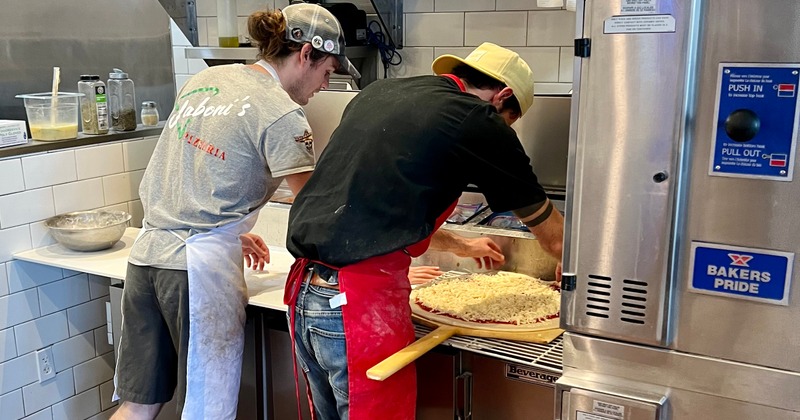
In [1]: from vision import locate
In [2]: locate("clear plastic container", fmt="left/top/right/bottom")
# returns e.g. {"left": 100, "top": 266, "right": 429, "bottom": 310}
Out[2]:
{"left": 108, "top": 68, "right": 137, "bottom": 131}
{"left": 217, "top": 0, "right": 238, "bottom": 47}
{"left": 141, "top": 101, "right": 159, "bottom": 126}
{"left": 15, "top": 92, "right": 84, "bottom": 141}
{"left": 78, "top": 75, "right": 109, "bottom": 135}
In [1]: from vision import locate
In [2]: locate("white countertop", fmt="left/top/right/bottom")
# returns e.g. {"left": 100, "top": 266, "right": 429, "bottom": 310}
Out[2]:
{"left": 14, "top": 227, "right": 292, "bottom": 311}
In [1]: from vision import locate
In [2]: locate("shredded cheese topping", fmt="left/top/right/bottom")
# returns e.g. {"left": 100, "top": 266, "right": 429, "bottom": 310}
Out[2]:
{"left": 411, "top": 272, "right": 560, "bottom": 325}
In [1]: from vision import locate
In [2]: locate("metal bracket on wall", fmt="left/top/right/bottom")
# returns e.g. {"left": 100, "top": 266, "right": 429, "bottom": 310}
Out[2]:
{"left": 370, "top": 0, "right": 404, "bottom": 48}
{"left": 158, "top": 0, "right": 199, "bottom": 46}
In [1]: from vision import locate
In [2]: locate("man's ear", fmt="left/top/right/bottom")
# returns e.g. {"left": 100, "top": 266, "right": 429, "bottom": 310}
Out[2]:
{"left": 298, "top": 43, "right": 315, "bottom": 66}
{"left": 496, "top": 87, "right": 514, "bottom": 102}
{"left": 492, "top": 86, "right": 514, "bottom": 110}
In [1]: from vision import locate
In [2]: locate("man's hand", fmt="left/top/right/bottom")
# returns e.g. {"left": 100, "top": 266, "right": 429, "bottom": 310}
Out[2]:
{"left": 430, "top": 230, "right": 506, "bottom": 270}
{"left": 408, "top": 266, "right": 444, "bottom": 285}
{"left": 240, "top": 233, "right": 270, "bottom": 271}
{"left": 453, "top": 237, "right": 506, "bottom": 270}
{"left": 555, "top": 261, "right": 562, "bottom": 284}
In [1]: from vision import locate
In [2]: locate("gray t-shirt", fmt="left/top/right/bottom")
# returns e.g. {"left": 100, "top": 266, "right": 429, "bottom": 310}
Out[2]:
{"left": 129, "top": 64, "right": 315, "bottom": 269}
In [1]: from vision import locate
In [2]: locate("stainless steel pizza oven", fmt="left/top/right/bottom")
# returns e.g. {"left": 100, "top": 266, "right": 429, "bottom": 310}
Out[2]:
{"left": 558, "top": 0, "right": 800, "bottom": 419}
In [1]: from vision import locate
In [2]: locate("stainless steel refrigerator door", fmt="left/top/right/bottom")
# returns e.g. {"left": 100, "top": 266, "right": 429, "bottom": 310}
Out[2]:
{"left": 672, "top": 0, "right": 800, "bottom": 372}
{"left": 561, "top": 0, "right": 701, "bottom": 345}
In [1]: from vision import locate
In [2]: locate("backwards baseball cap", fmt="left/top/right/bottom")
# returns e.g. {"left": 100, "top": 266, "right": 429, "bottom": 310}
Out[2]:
{"left": 282, "top": 3, "right": 361, "bottom": 80}
{"left": 431, "top": 42, "right": 534, "bottom": 117}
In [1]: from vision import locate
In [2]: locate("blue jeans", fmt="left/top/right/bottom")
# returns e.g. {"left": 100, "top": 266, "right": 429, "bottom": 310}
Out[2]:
{"left": 289, "top": 282, "right": 349, "bottom": 420}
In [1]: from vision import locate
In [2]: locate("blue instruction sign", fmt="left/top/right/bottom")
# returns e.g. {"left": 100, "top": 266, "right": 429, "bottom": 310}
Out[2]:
{"left": 689, "top": 242, "right": 794, "bottom": 305}
{"left": 709, "top": 63, "right": 800, "bottom": 181}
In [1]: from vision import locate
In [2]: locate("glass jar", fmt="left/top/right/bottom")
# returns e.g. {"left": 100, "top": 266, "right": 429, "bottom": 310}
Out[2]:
{"left": 77, "top": 75, "right": 109, "bottom": 135}
{"left": 141, "top": 101, "right": 159, "bottom": 126}
{"left": 217, "top": 0, "right": 238, "bottom": 47}
{"left": 108, "top": 68, "right": 137, "bottom": 131}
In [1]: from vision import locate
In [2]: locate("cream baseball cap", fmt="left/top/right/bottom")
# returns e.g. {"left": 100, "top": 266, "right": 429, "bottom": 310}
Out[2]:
{"left": 431, "top": 42, "right": 534, "bottom": 116}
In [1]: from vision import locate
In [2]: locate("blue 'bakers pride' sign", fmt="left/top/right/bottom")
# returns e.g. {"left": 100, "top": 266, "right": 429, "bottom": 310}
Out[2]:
{"left": 689, "top": 242, "right": 794, "bottom": 305}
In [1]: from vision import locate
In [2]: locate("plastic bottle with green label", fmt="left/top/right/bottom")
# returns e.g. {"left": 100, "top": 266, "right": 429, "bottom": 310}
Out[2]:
{"left": 78, "top": 75, "right": 109, "bottom": 135}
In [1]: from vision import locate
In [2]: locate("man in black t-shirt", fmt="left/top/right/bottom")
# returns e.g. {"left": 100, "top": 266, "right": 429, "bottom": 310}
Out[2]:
{"left": 283, "top": 43, "right": 564, "bottom": 420}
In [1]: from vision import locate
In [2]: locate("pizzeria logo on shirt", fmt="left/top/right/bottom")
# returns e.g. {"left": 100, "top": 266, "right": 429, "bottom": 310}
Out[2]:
{"left": 294, "top": 130, "right": 313, "bottom": 152}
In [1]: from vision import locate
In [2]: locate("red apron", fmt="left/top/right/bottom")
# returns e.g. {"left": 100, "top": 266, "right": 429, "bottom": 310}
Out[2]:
{"left": 283, "top": 201, "right": 456, "bottom": 420}
{"left": 283, "top": 252, "right": 414, "bottom": 420}
{"left": 282, "top": 74, "right": 465, "bottom": 419}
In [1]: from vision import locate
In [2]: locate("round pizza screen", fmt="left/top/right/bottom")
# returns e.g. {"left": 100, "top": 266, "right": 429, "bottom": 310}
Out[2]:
{"left": 411, "top": 272, "right": 560, "bottom": 325}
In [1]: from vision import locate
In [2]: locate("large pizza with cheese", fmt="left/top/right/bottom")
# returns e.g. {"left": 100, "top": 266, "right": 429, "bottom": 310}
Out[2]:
{"left": 410, "top": 271, "right": 561, "bottom": 332}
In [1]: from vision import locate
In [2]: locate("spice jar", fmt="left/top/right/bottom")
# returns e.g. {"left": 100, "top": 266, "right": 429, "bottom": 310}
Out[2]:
{"left": 108, "top": 68, "right": 137, "bottom": 131}
{"left": 77, "top": 75, "right": 109, "bottom": 135}
{"left": 141, "top": 101, "right": 159, "bottom": 126}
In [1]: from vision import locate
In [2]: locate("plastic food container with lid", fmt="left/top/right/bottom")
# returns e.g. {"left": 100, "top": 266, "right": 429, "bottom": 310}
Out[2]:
{"left": 15, "top": 92, "right": 84, "bottom": 141}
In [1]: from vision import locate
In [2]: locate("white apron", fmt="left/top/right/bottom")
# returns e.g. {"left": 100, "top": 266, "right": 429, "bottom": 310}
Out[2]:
{"left": 115, "top": 209, "right": 260, "bottom": 419}
{"left": 180, "top": 210, "right": 260, "bottom": 419}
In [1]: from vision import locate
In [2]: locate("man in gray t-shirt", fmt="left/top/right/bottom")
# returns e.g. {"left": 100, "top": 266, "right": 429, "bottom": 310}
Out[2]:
{"left": 113, "top": 4, "right": 360, "bottom": 419}
{"left": 128, "top": 63, "right": 316, "bottom": 269}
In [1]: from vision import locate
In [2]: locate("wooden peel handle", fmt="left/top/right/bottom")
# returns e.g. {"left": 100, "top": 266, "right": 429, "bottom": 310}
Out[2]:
{"left": 366, "top": 326, "right": 457, "bottom": 381}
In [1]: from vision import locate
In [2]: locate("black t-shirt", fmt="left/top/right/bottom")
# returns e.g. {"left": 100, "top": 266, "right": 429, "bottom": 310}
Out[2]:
{"left": 287, "top": 75, "right": 547, "bottom": 266}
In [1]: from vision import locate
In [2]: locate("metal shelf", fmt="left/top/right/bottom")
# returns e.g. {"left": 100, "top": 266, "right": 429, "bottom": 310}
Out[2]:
{"left": 413, "top": 271, "right": 564, "bottom": 375}
{"left": 414, "top": 324, "right": 564, "bottom": 374}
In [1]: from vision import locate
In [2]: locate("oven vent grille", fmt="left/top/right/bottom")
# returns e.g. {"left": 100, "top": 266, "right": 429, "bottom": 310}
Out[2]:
{"left": 585, "top": 274, "right": 611, "bottom": 319}
{"left": 620, "top": 278, "right": 648, "bottom": 324}
{"left": 585, "top": 275, "right": 649, "bottom": 324}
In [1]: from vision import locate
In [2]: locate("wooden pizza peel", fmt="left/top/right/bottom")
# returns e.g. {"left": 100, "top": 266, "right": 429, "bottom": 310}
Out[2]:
{"left": 366, "top": 297, "right": 563, "bottom": 381}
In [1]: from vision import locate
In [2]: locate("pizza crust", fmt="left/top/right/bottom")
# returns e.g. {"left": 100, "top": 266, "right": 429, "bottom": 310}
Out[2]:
{"left": 410, "top": 271, "right": 560, "bottom": 332}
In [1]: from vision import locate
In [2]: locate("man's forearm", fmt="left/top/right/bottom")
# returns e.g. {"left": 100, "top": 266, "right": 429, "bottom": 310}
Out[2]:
{"left": 429, "top": 229, "right": 464, "bottom": 254}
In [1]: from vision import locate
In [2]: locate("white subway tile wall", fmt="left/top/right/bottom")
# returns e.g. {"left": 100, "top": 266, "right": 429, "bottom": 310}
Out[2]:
{"left": 23, "top": 408, "right": 53, "bottom": 420}
{"left": 171, "top": 0, "right": 574, "bottom": 93}
{"left": 52, "top": 178, "right": 105, "bottom": 215}
{"left": 51, "top": 387, "right": 101, "bottom": 420}
{"left": 0, "top": 188, "right": 56, "bottom": 229}
{"left": 51, "top": 332, "right": 96, "bottom": 372}
{"left": 0, "top": 327, "right": 17, "bottom": 363}
{"left": 0, "top": 159, "right": 25, "bottom": 196}
{"left": 435, "top": 0, "right": 495, "bottom": 12}
{"left": 74, "top": 144, "right": 124, "bottom": 181}
{"left": 0, "top": 389, "right": 25, "bottom": 419}
{"left": 0, "top": 352, "right": 39, "bottom": 395}
{"left": 73, "top": 352, "right": 115, "bottom": 394}
{"left": 92, "top": 326, "right": 114, "bottom": 357}
{"left": 14, "top": 312, "right": 70, "bottom": 355}
{"left": 98, "top": 379, "right": 117, "bottom": 411}
{"left": 22, "top": 369, "right": 75, "bottom": 416}
{"left": 405, "top": 13, "right": 465, "bottom": 46}
{"left": 20, "top": 151, "right": 77, "bottom": 191}
{"left": 0, "top": 137, "right": 155, "bottom": 419}
{"left": 0, "top": 262, "right": 9, "bottom": 296}
{"left": 121, "top": 137, "right": 158, "bottom": 172}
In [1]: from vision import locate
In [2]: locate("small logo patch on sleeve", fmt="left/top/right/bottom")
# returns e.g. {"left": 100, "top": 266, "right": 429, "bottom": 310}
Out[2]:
{"left": 294, "top": 130, "right": 314, "bottom": 152}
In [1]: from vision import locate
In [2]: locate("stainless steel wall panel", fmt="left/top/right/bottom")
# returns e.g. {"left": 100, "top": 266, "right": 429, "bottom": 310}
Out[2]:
{"left": 560, "top": 333, "right": 800, "bottom": 417}
{"left": 513, "top": 95, "right": 572, "bottom": 192}
{"left": 0, "top": 0, "right": 175, "bottom": 124}
{"left": 673, "top": 0, "right": 800, "bottom": 371}
{"left": 562, "top": 0, "right": 698, "bottom": 345}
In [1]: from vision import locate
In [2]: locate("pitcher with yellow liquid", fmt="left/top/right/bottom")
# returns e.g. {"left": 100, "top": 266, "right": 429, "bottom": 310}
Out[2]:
{"left": 16, "top": 92, "right": 83, "bottom": 141}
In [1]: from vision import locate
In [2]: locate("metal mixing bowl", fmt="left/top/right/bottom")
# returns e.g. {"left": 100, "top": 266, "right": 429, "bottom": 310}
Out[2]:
{"left": 45, "top": 210, "right": 132, "bottom": 251}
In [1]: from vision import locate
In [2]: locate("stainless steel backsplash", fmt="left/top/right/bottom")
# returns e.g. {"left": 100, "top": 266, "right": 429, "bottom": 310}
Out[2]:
{"left": 0, "top": 0, "right": 175, "bottom": 124}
